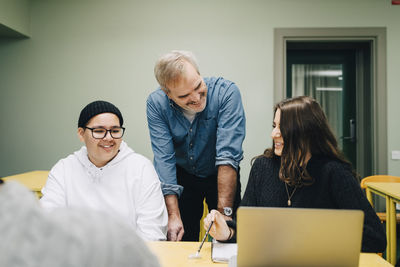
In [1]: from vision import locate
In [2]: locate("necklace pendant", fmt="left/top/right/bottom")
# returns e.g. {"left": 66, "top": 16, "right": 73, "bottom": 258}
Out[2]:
{"left": 288, "top": 199, "right": 291, "bottom": 206}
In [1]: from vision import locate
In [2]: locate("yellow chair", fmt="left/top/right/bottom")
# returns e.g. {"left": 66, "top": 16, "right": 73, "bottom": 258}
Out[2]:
{"left": 361, "top": 175, "right": 400, "bottom": 223}
{"left": 2, "top": 170, "right": 49, "bottom": 199}
{"left": 199, "top": 199, "right": 209, "bottom": 241}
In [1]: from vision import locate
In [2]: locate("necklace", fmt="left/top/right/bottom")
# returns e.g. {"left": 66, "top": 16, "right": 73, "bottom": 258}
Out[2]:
{"left": 284, "top": 183, "right": 297, "bottom": 206}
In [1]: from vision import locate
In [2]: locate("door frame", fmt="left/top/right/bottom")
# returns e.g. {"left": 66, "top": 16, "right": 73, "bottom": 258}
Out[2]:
{"left": 273, "top": 27, "right": 387, "bottom": 175}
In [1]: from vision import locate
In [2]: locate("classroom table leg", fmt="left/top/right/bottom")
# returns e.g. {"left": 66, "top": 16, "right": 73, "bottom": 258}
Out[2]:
{"left": 366, "top": 188, "right": 373, "bottom": 208}
{"left": 389, "top": 199, "right": 397, "bottom": 265}
{"left": 386, "top": 197, "right": 392, "bottom": 263}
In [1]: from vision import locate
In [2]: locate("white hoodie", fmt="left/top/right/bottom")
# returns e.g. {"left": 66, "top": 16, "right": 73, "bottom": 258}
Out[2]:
{"left": 40, "top": 141, "right": 167, "bottom": 241}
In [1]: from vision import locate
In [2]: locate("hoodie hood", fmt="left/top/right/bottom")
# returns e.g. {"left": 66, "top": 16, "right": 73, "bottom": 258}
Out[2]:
{"left": 74, "top": 141, "right": 134, "bottom": 182}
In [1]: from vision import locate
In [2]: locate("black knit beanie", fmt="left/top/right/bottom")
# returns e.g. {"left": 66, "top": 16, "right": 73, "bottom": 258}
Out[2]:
{"left": 78, "top": 100, "right": 124, "bottom": 128}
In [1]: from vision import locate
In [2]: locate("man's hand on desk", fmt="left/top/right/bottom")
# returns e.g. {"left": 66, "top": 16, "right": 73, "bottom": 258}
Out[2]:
{"left": 167, "top": 214, "right": 184, "bottom": 241}
{"left": 164, "top": 195, "right": 184, "bottom": 241}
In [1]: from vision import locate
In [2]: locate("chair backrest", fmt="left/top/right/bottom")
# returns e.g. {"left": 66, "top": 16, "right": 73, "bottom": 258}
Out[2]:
{"left": 360, "top": 175, "right": 400, "bottom": 189}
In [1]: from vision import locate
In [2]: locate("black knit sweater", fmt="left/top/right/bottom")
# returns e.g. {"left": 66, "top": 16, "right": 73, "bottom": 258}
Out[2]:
{"left": 232, "top": 155, "right": 386, "bottom": 253}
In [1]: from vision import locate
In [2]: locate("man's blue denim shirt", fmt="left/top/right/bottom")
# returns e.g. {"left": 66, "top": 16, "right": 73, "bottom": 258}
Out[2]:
{"left": 146, "top": 77, "right": 246, "bottom": 197}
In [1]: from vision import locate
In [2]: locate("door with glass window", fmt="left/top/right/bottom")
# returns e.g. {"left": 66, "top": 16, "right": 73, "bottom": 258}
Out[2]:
{"left": 286, "top": 42, "right": 372, "bottom": 177}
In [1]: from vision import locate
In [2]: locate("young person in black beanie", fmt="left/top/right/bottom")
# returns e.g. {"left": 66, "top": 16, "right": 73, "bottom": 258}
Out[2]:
{"left": 204, "top": 96, "right": 386, "bottom": 253}
{"left": 40, "top": 100, "right": 167, "bottom": 241}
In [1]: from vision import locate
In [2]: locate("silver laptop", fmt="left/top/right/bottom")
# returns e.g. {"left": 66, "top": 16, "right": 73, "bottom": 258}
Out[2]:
{"left": 231, "top": 207, "right": 364, "bottom": 267}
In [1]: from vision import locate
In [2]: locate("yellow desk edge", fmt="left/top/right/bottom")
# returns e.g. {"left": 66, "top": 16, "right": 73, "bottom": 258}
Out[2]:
{"left": 2, "top": 170, "right": 49, "bottom": 198}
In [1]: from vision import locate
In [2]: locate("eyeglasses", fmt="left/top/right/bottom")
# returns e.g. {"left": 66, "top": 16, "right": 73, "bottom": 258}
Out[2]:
{"left": 85, "top": 127, "right": 125, "bottom": 139}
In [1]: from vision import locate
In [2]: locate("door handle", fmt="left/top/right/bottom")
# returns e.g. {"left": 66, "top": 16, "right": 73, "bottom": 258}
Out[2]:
{"left": 341, "top": 119, "right": 356, "bottom": 143}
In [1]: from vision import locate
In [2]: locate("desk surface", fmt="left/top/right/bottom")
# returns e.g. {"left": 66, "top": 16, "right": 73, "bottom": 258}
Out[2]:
{"left": 2, "top": 170, "right": 49, "bottom": 192}
{"left": 366, "top": 182, "right": 400, "bottom": 201}
{"left": 147, "top": 241, "right": 392, "bottom": 267}
{"left": 148, "top": 241, "right": 220, "bottom": 267}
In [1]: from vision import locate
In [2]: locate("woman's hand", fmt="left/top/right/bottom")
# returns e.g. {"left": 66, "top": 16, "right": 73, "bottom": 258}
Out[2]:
{"left": 203, "top": 209, "right": 232, "bottom": 241}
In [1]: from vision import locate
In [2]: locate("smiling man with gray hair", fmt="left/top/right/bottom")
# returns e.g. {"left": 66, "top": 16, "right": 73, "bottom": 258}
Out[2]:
{"left": 147, "top": 50, "right": 246, "bottom": 241}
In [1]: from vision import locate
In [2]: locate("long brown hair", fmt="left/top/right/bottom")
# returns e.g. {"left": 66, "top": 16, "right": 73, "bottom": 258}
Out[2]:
{"left": 255, "top": 96, "right": 357, "bottom": 186}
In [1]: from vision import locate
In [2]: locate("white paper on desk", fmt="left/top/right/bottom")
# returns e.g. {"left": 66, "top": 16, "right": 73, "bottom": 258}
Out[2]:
{"left": 211, "top": 239, "right": 237, "bottom": 263}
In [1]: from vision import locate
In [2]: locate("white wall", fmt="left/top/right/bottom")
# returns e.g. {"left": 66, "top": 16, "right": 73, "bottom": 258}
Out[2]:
{"left": 1, "top": 0, "right": 399, "bottom": 191}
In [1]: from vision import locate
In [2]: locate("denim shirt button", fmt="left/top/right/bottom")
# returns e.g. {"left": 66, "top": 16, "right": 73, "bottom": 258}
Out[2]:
{"left": 189, "top": 128, "right": 192, "bottom": 132}
{"left": 190, "top": 156, "right": 193, "bottom": 160}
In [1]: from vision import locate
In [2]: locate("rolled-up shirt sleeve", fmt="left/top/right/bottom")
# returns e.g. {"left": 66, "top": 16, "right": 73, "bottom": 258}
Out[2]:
{"left": 146, "top": 96, "right": 184, "bottom": 197}
{"left": 215, "top": 83, "right": 246, "bottom": 170}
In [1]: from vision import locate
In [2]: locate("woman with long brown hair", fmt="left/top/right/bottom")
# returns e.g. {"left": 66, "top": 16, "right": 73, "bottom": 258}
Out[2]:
{"left": 204, "top": 96, "right": 386, "bottom": 253}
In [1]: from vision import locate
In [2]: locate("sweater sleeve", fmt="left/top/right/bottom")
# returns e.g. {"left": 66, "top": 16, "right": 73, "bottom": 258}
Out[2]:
{"left": 327, "top": 163, "right": 387, "bottom": 253}
{"left": 241, "top": 157, "right": 264, "bottom": 207}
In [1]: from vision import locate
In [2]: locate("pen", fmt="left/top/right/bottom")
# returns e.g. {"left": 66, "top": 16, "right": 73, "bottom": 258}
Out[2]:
{"left": 189, "top": 221, "right": 214, "bottom": 259}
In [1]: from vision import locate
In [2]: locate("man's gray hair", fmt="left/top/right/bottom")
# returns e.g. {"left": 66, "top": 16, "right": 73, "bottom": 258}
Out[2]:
{"left": 154, "top": 50, "right": 200, "bottom": 91}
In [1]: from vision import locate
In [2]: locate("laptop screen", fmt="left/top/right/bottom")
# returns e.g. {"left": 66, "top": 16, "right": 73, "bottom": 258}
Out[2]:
{"left": 236, "top": 207, "right": 364, "bottom": 267}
